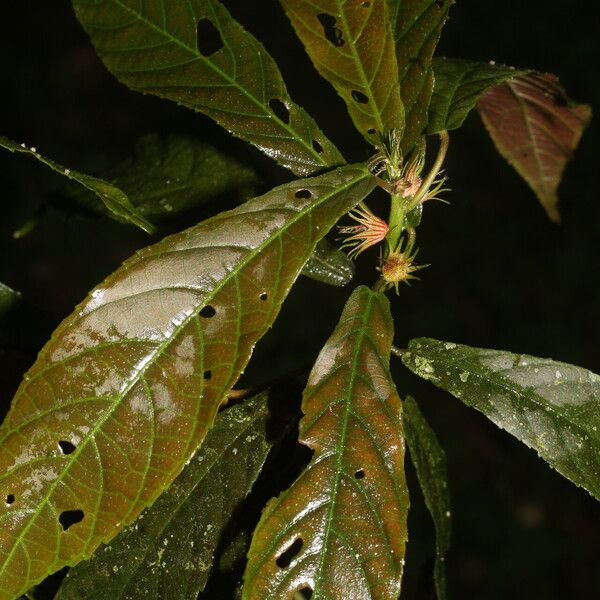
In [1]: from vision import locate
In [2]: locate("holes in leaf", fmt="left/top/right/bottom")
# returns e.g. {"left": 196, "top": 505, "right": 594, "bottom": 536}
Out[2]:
{"left": 312, "top": 139, "right": 323, "bottom": 153}
{"left": 203, "top": 370, "right": 212, "bottom": 380}
{"left": 296, "top": 586, "right": 313, "bottom": 599}
{"left": 200, "top": 305, "right": 216, "bottom": 318}
{"left": 354, "top": 468, "right": 365, "bottom": 479}
{"left": 59, "top": 509, "right": 84, "bottom": 531}
{"left": 295, "top": 189, "right": 312, "bottom": 199}
{"left": 259, "top": 292, "right": 268, "bottom": 301}
{"left": 58, "top": 440, "right": 76, "bottom": 455}
{"left": 196, "top": 19, "right": 223, "bottom": 57}
{"left": 317, "top": 13, "right": 344, "bottom": 47}
{"left": 361, "top": 1, "right": 371, "bottom": 7}
{"left": 351, "top": 90, "right": 369, "bottom": 104}
{"left": 269, "top": 99, "right": 290, "bottom": 124}
{"left": 6, "top": 494, "right": 15, "bottom": 506}
{"left": 367, "top": 128, "right": 377, "bottom": 135}
{"left": 276, "top": 537, "right": 303, "bottom": 568}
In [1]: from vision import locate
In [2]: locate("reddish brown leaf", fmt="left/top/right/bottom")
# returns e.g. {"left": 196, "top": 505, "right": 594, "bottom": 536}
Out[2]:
{"left": 478, "top": 73, "right": 591, "bottom": 222}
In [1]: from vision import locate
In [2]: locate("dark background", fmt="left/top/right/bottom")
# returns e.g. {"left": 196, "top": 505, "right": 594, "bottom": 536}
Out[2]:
{"left": 1, "top": 1, "right": 599, "bottom": 598}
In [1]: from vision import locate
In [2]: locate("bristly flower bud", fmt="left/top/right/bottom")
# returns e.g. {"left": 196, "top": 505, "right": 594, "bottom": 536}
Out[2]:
{"left": 338, "top": 204, "right": 389, "bottom": 258}
{"left": 378, "top": 232, "right": 427, "bottom": 293}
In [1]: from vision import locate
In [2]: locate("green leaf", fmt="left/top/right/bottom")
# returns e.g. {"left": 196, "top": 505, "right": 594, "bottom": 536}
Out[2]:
{"left": 427, "top": 58, "right": 530, "bottom": 133}
{"left": 281, "top": 0, "right": 404, "bottom": 144}
{"left": 388, "top": 0, "right": 453, "bottom": 153}
{"left": 72, "top": 0, "right": 343, "bottom": 177}
{"left": 402, "top": 339, "right": 600, "bottom": 500}
{"left": 0, "top": 284, "right": 20, "bottom": 319}
{"left": 0, "top": 164, "right": 374, "bottom": 598}
{"left": 478, "top": 73, "right": 591, "bottom": 223}
{"left": 403, "top": 396, "right": 450, "bottom": 600}
{"left": 0, "top": 135, "right": 155, "bottom": 234}
{"left": 66, "top": 134, "right": 259, "bottom": 222}
{"left": 300, "top": 238, "right": 355, "bottom": 287}
{"left": 243, "top": 286, "right": 408, "bottom": 600}
{"left": 55, "top": 391, "right": 279, "bottom": 600}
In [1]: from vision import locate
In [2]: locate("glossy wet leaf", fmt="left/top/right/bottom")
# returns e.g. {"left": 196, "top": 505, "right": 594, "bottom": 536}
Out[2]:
{"left": 66, "top": 134, "right": 259, "bottom": 222}
{"left": 300, "top": 238, "right": 355, "bottom": 287}
{"left": 388, "top": 0, "right": 453, "bottom": 153}
{"left": 478, "top": 73, "right": 591, "bottom": 222}
{"left": 281, "top": 0, "right": 404, "bottom": 144}
{"left": 0, "top": 164, "right": 374, "bottom": 598}
{"left": 55, "top": 391, "right": 279, "bottom": 600}
{"left": 404, "top": 396, "right": 450, "bottom": 600}
{"left": 427, "top": 58, "right": 530, "bottom": 133}
{"left": 0, "top": 135, "right": 154, "bottom": 234}
{"left": 72, "top": 0, "right": 343, "bottom": 176}
{"left": 403, "top": 339, "right": 600, "bottom": 500}
{"left": 244, "top": 286, "right": 408, "bottom": 600}
{"left": 0, "top": 284, "right": 20, "bottom": 320}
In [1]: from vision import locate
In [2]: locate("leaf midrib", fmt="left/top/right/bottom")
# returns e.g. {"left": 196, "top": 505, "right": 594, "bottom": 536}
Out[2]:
{"left": 108, "top": 0, "right": 328, "bottom": 168}
{"left": 0, "top": 167, "right": 370, "bottom": 592}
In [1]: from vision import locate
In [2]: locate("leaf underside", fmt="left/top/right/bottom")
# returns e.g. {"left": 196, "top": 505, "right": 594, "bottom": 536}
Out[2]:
{"left": 281, "top": 0, "right": 404, "bottom": 144}
{"left": 387, "top": 0, "right": 453, "bottom": 153}
{"left": 0, "top": 164, "right": 374, "bottom": 599}
{"left": 67, "top": 134, "right": 259, "bottom": 222}
{"left": 244, "top": 286, "right": 408, "bottom": 600}
{"left": 72, "top": 0, "right": 343, "bottom": 176}
{"left": 403, "top": 339, "right": 600, "bottom": 500}
{"left": 427, "top": 58, "right": 530, "bottom": 133}
{"left": 403, "top": 396, "right": 450, "bottom": 600}
{"left": 56, "top": 391, "right": 278, "bottom": 600}
{"left": 0, "top": 284, "right": 21, "bottom": 320}
{"left": 300, "top": 238, "right": 355, "bottom": 287}
{"left": 0, "top": 135, "right": 154, "bottom": 234}
{"left": 478, "top": 73, "right": 591, "bottom": 222}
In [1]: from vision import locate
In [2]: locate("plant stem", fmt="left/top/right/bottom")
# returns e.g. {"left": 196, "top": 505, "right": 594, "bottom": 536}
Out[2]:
{"left": 387, "top": 193, "right": 405, "bottom": 251}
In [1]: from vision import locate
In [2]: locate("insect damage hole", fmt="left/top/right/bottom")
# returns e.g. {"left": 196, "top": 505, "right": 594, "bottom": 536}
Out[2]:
{"left": 276, "top": 537, "right": 303, "bottom": 568}
{"left": 296, "top": 586, "right": 313, "bottom": 599}
{"left": 196, "top": 19, "right": 223, "bottom": 57}
{"left": 351, "top": 90, "right": 369, "bottom": 104}
{"left": 200, "top": 305, "right": 216, "bottom": 318}
{"left": 312, "top": 139, "right": 323, "bottom": 153}
{"left": 354, "top": 468, "right": 365, "bottom": 479}
{"left": 269, "top": 99, "right": 290, "bottom": 124}
{"left": 6, "top": 494, "right": 15, "bottom": 505}
{"left": 58, "top": 440, "right": 76, "bottom": 455}
{"left": 59, "top": 509, "right": 84, "bottom": 531}
{"left": 317, "top": 13, "right": 344, "bottom": 47}
{"left": 203, "top": 370, "right": 212, "bottom": 380}
{"left": 259, "top": 292, "right": 268, "bottom": 301}
{"left": 295, "top": 189, "right": 312, "bottom": 199}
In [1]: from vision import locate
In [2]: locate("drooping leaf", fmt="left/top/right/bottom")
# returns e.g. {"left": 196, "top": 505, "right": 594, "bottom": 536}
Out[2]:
{"left": 72, "top": 0, "right": 343, "bottom": 176}
{"left": 387, "top": 0, "right": 453, "bottom": 153}
{"left": 281, "top": 0, "right": 404, "bottom": 144}
{"left": 300, "top": 238, "right": 355, "bottom": 287}
{"left": 0, "top": 135, "right": 154, "bottom": 234}
{"left": 66, "top": 134, "right": 259, "bottom": 222}
{"left": 404, "top": 396, "right": 450, "bottom": 600}
{"left": 478, "top": 73, "right": 591, "bottom": 222}
{"left": 244, "top": 286, "right": 408, "bottom": 600}
{"left": 55, "top": 391, "right": 280, "bottom": 600}
{"left": 0, "top": 164, "right": 374, "bottom": 598}
{"left": 427, "top": 58, "right": 530, "bottom": 133}
{"left": 402, "top": 339, "right": 600, "bottom": 500}
{"left": 0, "top": 284, "right": 20, "bottom": 320}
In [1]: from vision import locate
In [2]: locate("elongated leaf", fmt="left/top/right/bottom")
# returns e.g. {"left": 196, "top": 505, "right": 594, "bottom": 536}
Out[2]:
{"left": 402, "top": 339, "right": 600, "bottom": 500}
{"left": 0, "top": 164, "right": 374, "bottom": 598}
{"left": 300, "top": 238, "right": 355, "bottom": 287}
{"left": 0, "top": 135, "right": 154, "bottom": 234}
{"left": 0, "top": 284, "right": 20, "bottom": 320}
{"left": 244, "top": 286, "right": 408, "bottom": 600}
{"left": 55, "top": 391, "right": 279, "bottom": 600}
{"left": 427, "top": 58, "right": 530, "bottom": 133}
{"left": 66, "top": 134, "right": 258, "bottom": 221}
{"left": 478, "top": 73, "right": 591, "bottom": 222}
{"left": 72, "top": 0, "right": 343, "bottom": 176}
{"left": 404, "top": 396, "right": 450, "bottom": 600}
{"left": 281, "top": 0, "right": 404, "bottom": 144}
{"left": 388, "top": 0, "right": 453, "bottom": 153}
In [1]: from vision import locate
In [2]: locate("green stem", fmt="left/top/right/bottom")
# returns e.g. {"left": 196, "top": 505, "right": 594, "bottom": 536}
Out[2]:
{"left": 387, "top": 193, "right": 405, "bottom": 251}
